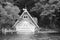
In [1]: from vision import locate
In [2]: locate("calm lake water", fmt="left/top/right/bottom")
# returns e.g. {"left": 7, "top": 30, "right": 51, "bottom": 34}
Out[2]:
{"left": 0, "top": 32, "right": 60, "bottom": 40}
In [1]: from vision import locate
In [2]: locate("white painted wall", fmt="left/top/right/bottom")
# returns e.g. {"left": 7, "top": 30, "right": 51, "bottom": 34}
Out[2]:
{"left": 15, "top": 20, "right": 36, "bottom": 34}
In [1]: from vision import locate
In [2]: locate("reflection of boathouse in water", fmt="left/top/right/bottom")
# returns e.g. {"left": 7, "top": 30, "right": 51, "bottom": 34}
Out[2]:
{"left": 13, "top": 8, "right": 40, "bottom": 34}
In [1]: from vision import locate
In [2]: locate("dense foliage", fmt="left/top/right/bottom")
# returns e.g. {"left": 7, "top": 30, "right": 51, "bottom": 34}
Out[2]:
{"left": 30, "top": 0, "right": 60, "bottom": 30}
{"left": 0, "top": 2, "right": 20, "bottom": 29}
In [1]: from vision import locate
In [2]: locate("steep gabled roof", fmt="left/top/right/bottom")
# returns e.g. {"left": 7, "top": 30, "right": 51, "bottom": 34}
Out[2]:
{"left": 13, "top": 8, "right": 39, "bottom": 29}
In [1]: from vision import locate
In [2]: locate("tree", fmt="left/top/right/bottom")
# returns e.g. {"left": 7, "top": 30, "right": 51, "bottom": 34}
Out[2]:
{"left": 0, "top": 2, "right": 20, "bottom": 29}
{"left": 30, "top": 0, "right": 60, "bottom": 29}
